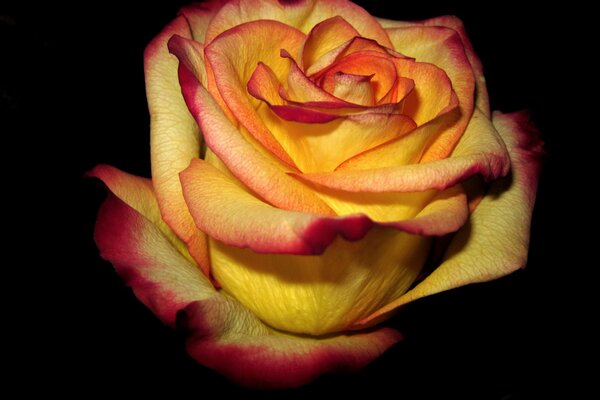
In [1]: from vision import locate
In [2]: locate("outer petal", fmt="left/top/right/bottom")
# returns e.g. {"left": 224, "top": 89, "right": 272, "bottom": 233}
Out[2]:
{"left": 178, "top": 0, "right": 228, "bottom": 43}
{"left": 145, "top": 16, "right": 210, "bottom": 273}
{"left": 181, "top": 294, "right": 401, "bottom": 389}
{"left": 352, "top": 110, "right": 543, "bottom": 328}
{"left": 94, "top": 190, "right": 212, "bottom": 327}
{"left": 386, "top": 25, "right": 475, "bottom": 162}
{"left": 204, "top": 0, "right": 392, "bottom": 48}
{"left": 294, "top": 108, "right": 509, "bottom": 192}
{"left": 88, "top": 165, "right": 193, "bottom": 262}
{"left": 379, "top": 15, "right": 490, "bottom": 116}
{"left": 180, "top": 158, "right": 468, "bottom": 255}
{"left": 94, "top": 184, "right": 399, "bottom": 388}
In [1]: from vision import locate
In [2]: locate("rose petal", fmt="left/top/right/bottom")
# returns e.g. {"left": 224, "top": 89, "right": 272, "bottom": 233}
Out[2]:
{"left": 181, "top": 294, "right": 401, "bottom": 389}
{"left": 335, "top": 94, "right": 459, "bottom": 170}
{"left": 330, "top": 72, "right": 375, "bottom": 106}
{"left": 180, "top": 158, "right": 468, "bottom": 256}
{"left": 293, "top": 108, "right": 509, "bottom": 192}
{"left": 386, "top": 26, "right": 475, "bottom": 162}
{"left": 285, "top": 52, "right": 346, "bottom": 103}
{"left": 305, "top": 36, "right": 398, "bottom": 77}
{"left": 379, "top": 15, "right": 490, "bottom": 116}
{"left": 178, "top": 0, "right": 228, "bottom": 43}
{"left": 95, "top": 182, "right": 401, "bottom": 389}
{"left": 300, "top": 16, "right": 360, "bottom": 71}
{"left": 315, "top": 51, "right": 398, "bottom": 102}
{"left": 352, "top": 110, "right": 543, "bottom": 328}
{"left": 258, "top": 104, "right": 418, "bottom": 172}
{"left": 247, "top": 61, "right": 341, "bottom": 123}
{"left": 145, "top": 15, "right": 211, "bottom": 273}
{"left": 392, "top": 57, "right": 455, "bottom": 126}
{"left": 175, "top": 65, "right": 335, "bottom": 214}
{"left": 203, "top": 20, "right": 306, "bottom": 167}
{"left": 179, "top": 158, "right": 372, "bottom": 254}
{"left": 204, "top": 0, "right": 392, "bottom": 48}
{"left": 94, "top": 192, "right": 213, "bottom": 327}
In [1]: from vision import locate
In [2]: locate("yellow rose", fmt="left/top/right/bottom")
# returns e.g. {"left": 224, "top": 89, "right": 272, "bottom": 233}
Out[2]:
{"left": 92, "top": 0, "right": 543, "bottom": 388}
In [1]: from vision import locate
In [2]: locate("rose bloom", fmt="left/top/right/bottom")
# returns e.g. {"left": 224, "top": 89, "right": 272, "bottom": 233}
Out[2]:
{"left": 91, "top": 0, "right": 543, "bottom": 388}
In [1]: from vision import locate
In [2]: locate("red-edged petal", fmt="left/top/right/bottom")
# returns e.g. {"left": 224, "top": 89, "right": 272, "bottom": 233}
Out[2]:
{"left": 94, "top": 192, "right": 213, "bottom": 327}
{"left": 335, "top": 94, "right": 459, "bottom": 171}
{"left": 379, "top": 15, "right": 490, "bottom": 116}
{"left": 247, "top": 61, "right": 341, "bottom": 123}
{"left": 93, "top": 176, "right": 402, "bottom": 388}
{"left": 180, "top": 158, "right": 468, "bottom": 255}
{"left": 392, "top": 57, "right": 455, "bottom": 126}
{"left": 181, "top": 294, "right": 400, "bottom": 389}
{"left": 174, "top": 65, "right": 334, "bottom": 214}
{"left": 315, "top": 51, "right": 397, "bottom": 102}
{"left": 178, "top": 0, "right": 228, "bottom": 43}
{"left": 328, "top": 72, "right": 375, "bottom": 106}
{"left": 257, "top": 104, "right": 417, "bottom": 172}
{"left": 300, "top": 16, "right": 360, "bottom": 71}
{"left": 179, "top": 158, "right": 372, "bottom": 254}
{"left": 351, "top": 110, "right": 543, "bottom": 329}
{"left": 145, "top": 15, "right": 211, "bottom": 273}
{"left": 386, "top": 26, "right": 475, "bottom": 162}
{"left": 203, "top": 20, "right": 306, "bottom": 167}
{"left": 204, "top": 0, "right": 392, "bottom": 48}
{"left": 294, "top": 109, "right": 509, "bottom": 192}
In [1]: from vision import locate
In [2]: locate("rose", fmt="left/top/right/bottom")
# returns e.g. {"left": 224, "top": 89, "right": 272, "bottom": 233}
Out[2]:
{"left": 91, "top": 0, "right": 543, "bottom": 388}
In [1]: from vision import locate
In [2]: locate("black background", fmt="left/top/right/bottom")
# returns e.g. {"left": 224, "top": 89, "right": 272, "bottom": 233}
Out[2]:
{"left": 3, "top": 1, "right": 574, "bottom": 398}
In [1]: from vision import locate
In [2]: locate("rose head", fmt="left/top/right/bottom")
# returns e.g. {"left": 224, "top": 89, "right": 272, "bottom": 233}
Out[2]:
{"left": 91, "top": 0, "right": 543, "bottom": 388}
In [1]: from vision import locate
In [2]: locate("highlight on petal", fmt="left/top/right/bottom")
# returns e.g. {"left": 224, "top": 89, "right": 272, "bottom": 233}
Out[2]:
{"left": 181, "top": 294, "right": 401, "bottom": 389}
{"left": 294, "top": 108, "right": 509, "bottom": 192}
{"left": 386, "top": 25, "right": 475, "bottom": 162}
{"left": 204, "top": 0, "right": 392, "bottom": 48}
{"left": 145, "top": 15, "right": 210, "bottom": 273}
{"left": 352, "top": 110, "right": 543, "bottom": 329}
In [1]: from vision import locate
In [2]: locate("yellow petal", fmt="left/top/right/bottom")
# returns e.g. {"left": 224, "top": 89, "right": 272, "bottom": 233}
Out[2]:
{"left": 386, "top": 25, "right": 475, "bottom": 162}
{"left": 352, "top": 111, "right": 543, "bottom": 328}
{"left": 204, "top": 0, "right": 392, "bottom": 48}
{"left": 145, "top": 16, "right": 210, "bottom": 272}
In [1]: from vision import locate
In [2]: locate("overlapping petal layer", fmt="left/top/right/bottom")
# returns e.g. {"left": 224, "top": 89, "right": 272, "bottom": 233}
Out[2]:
{"left": 351, "top": 111, "right": 543, "bottom": 328}
{"left": 94, "top": 174, "right": 401, "bottom": 388}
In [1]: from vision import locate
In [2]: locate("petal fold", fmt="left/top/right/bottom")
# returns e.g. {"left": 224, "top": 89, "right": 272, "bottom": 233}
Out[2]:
{"left": 173, "top": 58, "right": 334, "bottom": 215}
{"left": 181, "top": 295, "right": 401, "bottom": 388}
{"left": 294, "top": 108, "right": 509, "bottom": 192}
{"left": 145, "top": 16, "right": 210, "bottom": 272}
{"left": 352, "top": 110, "right": 543, "bottom": 328}
{"left": 94, "top": 192, "right": 212, "bottom": 326}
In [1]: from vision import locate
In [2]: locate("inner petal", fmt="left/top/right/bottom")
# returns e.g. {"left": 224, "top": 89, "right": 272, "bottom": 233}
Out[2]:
{"left": 314, "top": 51, "right": 397, "bottom": 103}
{"left": 300, "top": 16, "right": 360, "bottom": 71}
{"left": 329, "top": 72, "right": 375, "bottom": 106}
